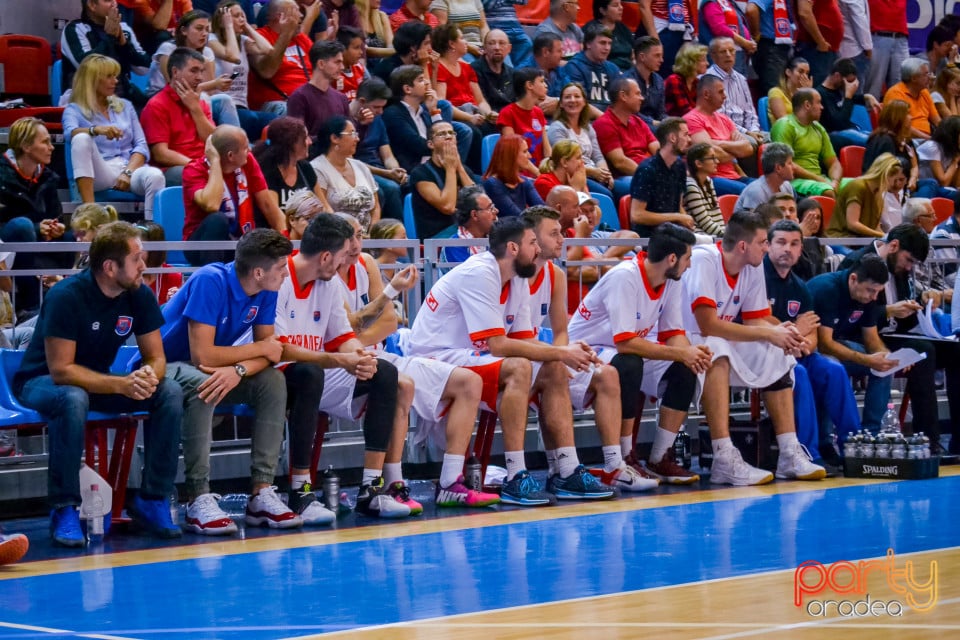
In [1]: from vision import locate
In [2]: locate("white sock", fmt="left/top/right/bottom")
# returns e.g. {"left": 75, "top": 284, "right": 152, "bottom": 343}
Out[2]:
{"left": 620, "top": 436, "right": 634, "bottom": 458}
{"left": 545, "top": 449, "right": 558, "bottom": 476}
{"left": 361, "top": 468, "right": 380, "bottom": 486}
{"left": 382, "top": 462, "right": 403, "bottom": 485}
{"left": 602, "top": 445, "right": 623, "bottom": 472}
{"left": 290, "top": 473, "right": 311, "bottom": 491}
{"left": 776, "top": 432, "right": 799, "bottom": 450}
{"left": 505, "top": 451, "right": 526, "bottom": 481}
{"left": 649, "top": 427, "right": 676, "bottom": 464}
{"left": 712, "top": 437, "right": 734, "bottom": 455}
{"left": 556, "top": 446, "right": 580, "bottom": 478}
{"left": 440, "top": 453, "right": 464, "bottom": 488}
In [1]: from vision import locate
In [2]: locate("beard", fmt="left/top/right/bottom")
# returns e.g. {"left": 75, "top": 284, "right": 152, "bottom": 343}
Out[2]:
{"left": 885, "top": 252, "right": 900, "bottom": 276}
{"left": 515, "top": 258, "right": 537, "bottom": 279}
{"left": 665, "top": 263, "right": 682, "bottom": 281}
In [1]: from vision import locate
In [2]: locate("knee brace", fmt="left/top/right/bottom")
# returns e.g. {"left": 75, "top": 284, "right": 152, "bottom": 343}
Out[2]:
{"left": 762, "top": 371, "right": 793, "bottom": 393}
{"left": 362, "top": 359, "right": 399, "bottom": 452}
{"left": 660, "top": 361, "right": 697, "bottom": 412}
{"left": 610, "top": 353, "right": 644, "bottom": 419}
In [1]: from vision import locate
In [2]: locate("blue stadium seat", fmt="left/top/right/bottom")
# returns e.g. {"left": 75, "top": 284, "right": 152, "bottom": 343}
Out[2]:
{"left": 591, "top": 192, "right": 619, "bottom": 230}
{"left": 153, "top": 187, "right": 187, "bottom": 265}
{"left": 129, "top": 72, "right": 150, "bottom": 95}
{"left": 63, "top": 137, "right": 143, "bottom": 205}
{"left": 403, "top": 193, "right": 417, "bottom": 239}
{"left": 757, "top": 97, "right": 770, "bottom": 132}
{"left": 481, "top": 133, "right": 500, "bottom": 174}
{"left": 850, "top": 105, "right": 873, "bottom": 133}
{"left": 50, "top": 59, "right": 62, "bottom": 106}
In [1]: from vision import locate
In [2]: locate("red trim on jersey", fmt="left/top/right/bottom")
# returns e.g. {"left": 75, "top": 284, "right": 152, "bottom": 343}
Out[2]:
{"left": 658, "top": 329, "right": 685, "bottom": 341}
{"left": 508, "top": 330, "right": 536, "bottom": 339}
{"left": 464, "top": 360, "right": 504, "bottom": 411}
{"left": 344, "top": 263, "right": 358, "bottom": 291}
{"left": 325, "top": 332, "right": 356, "bottom": 352}
{"left": 636, "top": 252, "right": 664, "bottom": 300}
{"left": 691, "top": 296, "right": 718, "bottom": 310}
{"left": 469, "top": 327, "right": 506, "bottom": 342}
{"left": 287, "top": 255, "right": 315, "bottom": 300}
{"left": 500, "top": 280, "right": 511, "bottom": 304}
{"left": 741, "top": 308, "right": 771, "bottom": 320}
{"left": 716, "top": 242, "right": 738, "bottom": 289}
{"left": 614, "top": 331, "right": 640, "bottom": 343}
{"left": 530, "top": 264, "right": 547, "bottom": 294}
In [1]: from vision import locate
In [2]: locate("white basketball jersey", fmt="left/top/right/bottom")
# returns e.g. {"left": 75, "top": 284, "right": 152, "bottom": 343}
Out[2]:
{"left": 339, "top": 256, "right": 371, "bottom": 313}
{"left": 274, "top": 256, "right": 356, "bottom": 355}
{"left": 527, "top": 261, "right": 560, "bottom": 333}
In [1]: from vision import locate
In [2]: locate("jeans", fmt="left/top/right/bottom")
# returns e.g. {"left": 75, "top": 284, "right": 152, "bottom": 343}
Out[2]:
{"left": 850, "top": 52, "right": 871, "bottom": 94}
{"left": 829, "top": 129, "right": 870, "bottom": 150}
{"left": 17, "top": 375, "right": 183, "bottom": 508}
{"left": 838, "top": 339, "right": 892, "bottom": 433}
{"left": 166, "top": 361, "right": 287, "bottom": 497}
{"left": 713, "top": 176, "right": 752, "bottom": 196}
{"left": 913, "top": 179, "right": 956, "bottom": 200}
{"left": 796, "top": 44, "right": 836, "bottom": 86}
{"left": 866, "top": 35, "right": 909, "bottom": 98}
{"left": 493, "top": 22, "right": 534, "bottom": 69}
{"left": 656, "top": 29, "right": 687, "bottom": 78}
{"left": 613, "top": 176, "right": 633, "bottom": 204}
{"left": 586, "top": 178, "right": 613, "bottom": 201}
{"left": 797, "top": 352, "right": 862, "bottom": 449}
{"left": 207, "top": 94, "right": 241, "bottom": 127}
{"left": 755, "top": 39, "right": 792, "bottom": 96}
{"left": 260, "top": 100, "right": 288, "bottom": 116}
{"left": 374, "top": 174, "right": 404, "bottom": 220}
{"left": 237, "top": 107, "right": 278, "bottom": 144}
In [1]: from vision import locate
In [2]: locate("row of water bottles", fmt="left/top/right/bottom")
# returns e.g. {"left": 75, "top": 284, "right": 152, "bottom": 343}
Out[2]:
{"left": 843, "top": 403, "right": 933, "bottom": 459}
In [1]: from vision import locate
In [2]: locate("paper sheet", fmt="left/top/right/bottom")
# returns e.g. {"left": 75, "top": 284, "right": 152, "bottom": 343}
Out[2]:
{"left": 910, "top": 299, "right": 957, "bottom": 340}
{"left": 870, "top": 348, "right": 928, "bottom": 377}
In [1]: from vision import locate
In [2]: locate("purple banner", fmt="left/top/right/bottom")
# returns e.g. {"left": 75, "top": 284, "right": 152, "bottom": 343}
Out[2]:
{"left": 909, "top": 1, "right": 960, "bottom": 52}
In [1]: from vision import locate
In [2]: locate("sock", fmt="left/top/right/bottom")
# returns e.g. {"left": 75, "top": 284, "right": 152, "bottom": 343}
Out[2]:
{"left": 776, "top": 432, "right": 799, "bottom": 450}
{"left": 382, "top": 462, "right": 403, "bottom": 485}
{"left": 440, "top": 453, "right": 464, "bottom": 488}
{"left": 712, "top": 437, "right": 734, "bottom": 455}
{"left": 556, "top": 446, "right": 579, "bottom": 478}
{"left": 620, "top": 436, "right": 634, "bottom": 459}
{"left": 649, "top": 427, "right": 676, "bottom": 464}
{"left": 602, "top": 445, "right": 623, "bottom": 472}
{"left": 505, "top": 451, "right": 526, "bottom": 481}
{"left": 290, "top": 473, "right": 311, "bottom": 491}
{"left": 545, "top": 449, "right": 558, "bottom": 476}
{"left": 361, "top": 468, "right": 380, "bottom": 486}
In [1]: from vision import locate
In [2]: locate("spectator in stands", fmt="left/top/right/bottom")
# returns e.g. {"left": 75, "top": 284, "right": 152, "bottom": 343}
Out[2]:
{"left": 62, "top": 0, "right": 152, "bottom": 109}
{"left": 282, "top": 188, "right": 325, "bottom": 239}
{"left": 131, "top": 0, "right": 194, "bottom": 54}
{"left": 410, "top": 121, "right": 476, "bottom": 237}
{"left": 254, "top": 0, "right": 333, "bottom": 43}
{"left": 482, "top": 135, "right": 544, "bottom": 217}
{"left": 182, "top": 125, "right": 284, "bottom": 265}
{"left": 441, "top": 185, "right": 497, "bottom": 263}
{"left": 901, "top": 198, "right": 948, "bottom": 314}
{"left": 624, "top": 36, "right": 666, "bottom": 127}
{"left": 548, "top": 83, "right": 615, "bottom": 198}
{"left": 535, "top": 0, "right": 583, "bottom": 63}
{"left": 683, "top": 142, "right": 724, "bottom": 237}
{"left": 430, "top": 0, "right": 489, "bottom": 58}
{"left": 825, "top": 153, "right": 903, "bottom": 239}
{"left": 585, "top": 0, "right": 633, "bottom": 71}
{"left": 472, "top": 29, "right": 514, "bottom": 114}
{"left": 534, "top": 140, "right": 587, "bottom": 199}
{"left": 931, "top": 192, "right": 960, "bottom": 291}
{"left": 137, "top": 220, "right": 183, "bottom": 304}
{"left": 288, "top": 40, "right": 351, "bottom": 151}
{"left": 735, "top": 142, "right": 796, "bottom": 211}
{"left": 498, "top": 67, "right": 551, "bottom": 166}
{"left": 254, "top": 116, "right": 331, "bottom": 212}
{"left": 837, "top": 0, "right": 871, "bottom": 90}
{"left": 795, "top": 0, "right": 843, "bottom": 85}
{"left": 64, "top": 55, "right": 165, "bottom": 217}
{"left": 879, "top": 158, "right": 910, "bottom": 232}
{"left": 15, "top": 221, "right": 184, "bottom": 547}
{"left": 636, "top": 0, "right": 698, "bottom": 71}
{"left": 357, "top": 0, "right": 395, "bottom": 59}
{"left": 884, "top": 58, "right": 942, "bottom": 141}
{"left": 920, "top": 25, "right": 956, "bottom": 77}
{"left": 67, "top": 204, "right": 119, "bottom": 276}
{"left": 865, "top": 0, "right": 908, "bottom": 98}
{"left": 816, "top": 57, "right": 878, "bottom": 150}
{"left": 433, "top": 24, "right": 497, "bottom": 132}
{"left": 932, "top": 66, "right": 960, "bottom": 120}
{"left": 916, "top": 116, "right": 960, "bottom": 196}
{"left": 524, "top": 32, "right": 564, "bottom": 107}
{"left": 483, "top": 0, "right": 532, "bottom": 69}
{"left": 629, "top": 117, "right": 694, "bottom": 237}
{"left": 744, "top": 0, "right": 796, "bottom": 96}
{"left": 767, "top": 56, "right": 811, "bottom": 124}
{"left": 209, "top": 0, "right": 279, "bottom": 141}
{"left": 335, "top": 27, "right": 369, "bottom": 100}
{"left": 706, "top": 37, "right": 764, "bottom": 146}
{"left": 351, "top": 78, "right": 406, "bottom": 221}
{"left": 372, "top": 20, "right": 433, "bottom": 83}
{"left": 863, "top": 100, "right": 920, "bottom": 192}
{"left": 592, "top": 77, "right": 659, "bottom": 200}
{"left": 771, "top": 88, "right": 842, "bottom": 197}
{"left": 368, "top": 218, "right": 409, "bottom": 280}
{"left": 324, "top": 0, "right": 361, "bottom": 31}
{"left": 684, "top": 74, "right": 754, "bottom": 196}
{"left": 310, "top": 116, "right": 381, "bottom": 232}
{"left": 390, "top": 0, "right": 439, "bottom": 32}
{"left": 141, "top": 48, "right": 216, "bottom": 186}
{"left": 699, "top": 1, "right": 755, "bottom": 77}
{"left": 0, "top": 118, "right": 73, "bottom": 320}
{"left": 663, "top": 43, "right": 708, "bottom": 118}
{"left": 247, "top": 0, "right": 314, "bottom": 113}
{"left": 559, "top": 23, "right": 621, "bottom": 117}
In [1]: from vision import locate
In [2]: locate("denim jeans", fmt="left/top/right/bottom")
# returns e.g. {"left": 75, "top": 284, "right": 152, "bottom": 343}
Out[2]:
{"left": 374, "top": 174, "right": 404, "bottom": 220}
{"left": 237, "top": 107, "right": 279, "bottom": 144}
{"left": 796, "top": 44, "right": 836, "bottom": 86}
{"left": 755, "top": 39, "right": 792, "bottom": 96}
{"left": 586, "top": 178, "right": 613, "bottom": 201}
{"left": 829, "top": 129, "right": 870, "bottom": 150}
{"left": 865, "top": 35, "right": 909, "bottom": 98}
{"left": 208, "top": 94, "right": 241, "bottom": 127}
{"left": 612, "top": 176, "right": 633, "bottom": 204}
{"left": 837, "top": 339, "right": 892, "bottom": 433}
{"left": 656, "top": 29, "right": 687, "bottom": 79}
{"left": 17, "top": 376, "right": 183, "bottom": 508}
{"left": 713, "top": 176, "right": 752, "bottom": 196}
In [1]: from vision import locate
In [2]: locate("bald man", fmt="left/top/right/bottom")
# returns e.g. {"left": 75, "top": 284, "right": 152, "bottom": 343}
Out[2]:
{"left": 181, "top": 125, "right": 285, "bottom": 266}
{"left": 472, "top": 29, "right": 515, "bottom": 114}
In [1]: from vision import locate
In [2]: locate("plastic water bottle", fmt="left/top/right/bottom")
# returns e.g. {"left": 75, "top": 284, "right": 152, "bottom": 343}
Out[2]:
{"left": 464, "top": 456, "right": 482, "bottom": 491}
{"left": 843, "top": 434, "right": 858, "bottom": 459}
{"left": 169, "top": 486, "right": 179, "bottom": 525}
{"left": 919, "top": 433, "right": 931, "bottom": 459}
{"left": 82, "top": 484, "right": 105, "bottom": 544}
{"left": 891, "top": 435, "right": 907, "bottom": 459}
{"left": 218, "top": 493, "right": 249, "bottom": 518}
{"left": 880, "top": 404, "right": 901, "bottom": 435}
{"left": 673, "top": 427, "right": 692, "bottom": 469}
{"left": 321, "top": 466, "right": 340, "bottom": 511}
{"left": 0, "top": 429, "right": 15, "bottom": 457}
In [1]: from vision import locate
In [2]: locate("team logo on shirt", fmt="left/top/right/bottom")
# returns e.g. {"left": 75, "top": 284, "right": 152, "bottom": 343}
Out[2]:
{"left": 848, "top": 310, "right": 863, "bottom": 323}
{"left": 290, "top": 310, "right": 296, "bottom": 319}
{"left": 361, "top": 294, "right": 369, "bottom": 305}
{"left": 787, "top": 300, "right": 801, "bottom": 317}
{"left": 426, "top": 292, "right": 439, "bottom": 311}
{"left": 92, "top": 322, "right": 100, "bottom": 331}
{"left": 733, "top": 295, "right": 740, "bottom": 304}
{"left": 314, "top": 310, "right": 322, "bottom": 322}
{"left": 244, "top": 306, "right": 259, "bottom": 323}
{"left": 669, "top": 4, "right": 685, "bottom": 21}
{"left": 578, "top": 303, "right": 591, "bottom": 320}
{"left": 115, "top": 316, "right": 133, "bottom": 337}
{"left": 541, "top": 303, "right": 548, "bottom": 317}
{"left": 532, "top": 119, "right": 542, "bottom": 131}
{"left": 506, "top": 314, "right": 515, "bottom": 325}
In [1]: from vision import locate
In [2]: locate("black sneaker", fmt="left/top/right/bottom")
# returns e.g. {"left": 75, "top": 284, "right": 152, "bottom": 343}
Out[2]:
{"left": 355, "top": 477, "right": 410, "bottom": 518}
{"left": 288, "top": 483, "right": 335, "bottom": 526}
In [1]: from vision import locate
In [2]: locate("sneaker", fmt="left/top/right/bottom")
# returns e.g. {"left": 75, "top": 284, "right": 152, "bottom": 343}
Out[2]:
{"left": 710, "top": 447, "right": 775, "bottom": 486}
{"left": 0, "top": 533, "right": 29, "bottom": 565}
{"left": 435, "top": 476, "right": 501, "bottom": 508}
{"left": 128, "top": 494, "right": 182, "bottom": 539}
{"left": 385, "top": 481, "right": 423, "bottom": 516}
{"left": 776, "top": 443, "right": 827, "bottom": 481}
{"left": 355, "top": 477, "right": 411, "bottom": 518}
{"left": 624, "top": 453, "right": 661, "bottom": 482}
{"left": 645, "top": 450, "right": 701, "bottom": 485}
{"left": 246, "top": 486, "right": 303, "bottom": 529}
{"left": 185, "top": 493, "right": 239, "bottom": 536}
{"left": 548, "top": 465, "right": 617, "bottom": 500}
{"left": 287, "top": 484, "right": 335, "bottom": 526}
{"left": 589, "top": 463, "right": 659, "bottom": 492}
{"left": 500, "top": 470, "right": 556, "bottom": 507}
{"left": 49, "top": 506, "right": 85, "bottom": 548}
{"left": 812, "top": 459, "right": 841, "bottom": 478}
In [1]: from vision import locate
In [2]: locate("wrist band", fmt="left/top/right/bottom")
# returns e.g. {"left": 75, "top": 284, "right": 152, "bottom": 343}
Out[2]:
{"left": 383, "top": 284, "right": 400, "bottom": 300}
{"left": 89, "top": 126, "right": 96, "bottom": 136}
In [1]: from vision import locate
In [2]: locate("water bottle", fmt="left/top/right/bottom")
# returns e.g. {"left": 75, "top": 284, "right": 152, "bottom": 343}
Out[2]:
{"left": 860, "top": 432, "right": 876, "bottom": 458}
{"left": 673, "top": 427, "right": 692, "bottom": 469}
{"left": 880, "top": 404, "right": 901, "bottom": 435}
{"left": 843, "top": 434, "right": 858, "bottom": 459}
{"left": 218, "top": 493, "right": 249, "bottom": 518}
{"left": 169, "top": 486, "right": 179, "bottom": 525}
{"left": 891, "top": 435, "right": 907, "bottom": 459}
{"left": 874, "top": 434, "right": 891, "bottom": 459}
{"left": 920, "top": 433, "right": 931, "bottom": 459}
{"left": 321, "top": 466, "right": 340, "bottom": 511}
{"left": 82, "top": 484, "right": 105, "bottom": 544}
{"left": 0, "top": 429, "right": 15, "bottom": 457}
{"left": 464, "top": 455, "right": 482, "bottom": 491}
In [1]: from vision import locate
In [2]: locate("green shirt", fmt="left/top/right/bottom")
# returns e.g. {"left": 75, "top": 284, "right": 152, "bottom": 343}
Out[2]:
{"left": 770, "top": 114, "right": 835, "bottom": 178}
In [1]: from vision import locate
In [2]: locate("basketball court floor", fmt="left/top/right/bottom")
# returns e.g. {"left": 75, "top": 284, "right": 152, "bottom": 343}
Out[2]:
{"left": 0, "top": 468, "right": 957, "bottom": 639}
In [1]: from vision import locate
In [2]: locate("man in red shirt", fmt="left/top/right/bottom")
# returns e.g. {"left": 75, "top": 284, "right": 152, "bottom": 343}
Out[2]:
{"left": 248, "top": 0, "right": 314, "bottom": 113}
{"left": 141, "top": 47, "right": 215, "bottom": 186}
{"left": 389, "top": 0, "right": 438, "bottom": 34}
{"left": 129, "top": 0, "right": 193, "bottom": 53}
{"left": 181, "top": 125, "right": 285, "bottom": 265}
{"left": 795, "top": 0, "right": 844, "bottom": 85}
{"left": 865, "top": 0, "right": 908, "bottom": 98}
{"left": 592, "top": 77, "right": 659, "bottom": 201}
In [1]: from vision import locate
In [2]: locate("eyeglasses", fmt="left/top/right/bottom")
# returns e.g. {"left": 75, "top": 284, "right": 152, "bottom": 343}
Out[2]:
{"left": 703, "top": 156, "right": 719, "bottom": 162}
{"left": 477, "top": 203, "right": 499, "bottom": 213}
{"left": 338, "top": 130, "right": 359, "bottom": 138}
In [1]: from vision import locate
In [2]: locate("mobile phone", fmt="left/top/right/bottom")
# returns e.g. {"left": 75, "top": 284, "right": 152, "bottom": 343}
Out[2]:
{"left": 230, "top": 69, "right": 242, "bottom": 80}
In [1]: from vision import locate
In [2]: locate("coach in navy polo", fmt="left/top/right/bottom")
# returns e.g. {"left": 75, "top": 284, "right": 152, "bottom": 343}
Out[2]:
{"left": 628, "top": 117, "right": 692, "bottom": 238}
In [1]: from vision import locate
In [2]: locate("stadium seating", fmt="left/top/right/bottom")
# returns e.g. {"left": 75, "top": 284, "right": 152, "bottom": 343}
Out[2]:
{"left": 850, "top": 105, "right": 873, "bottom": 133}
{"left": 591, "top": 192, "right": 619, "bottom": 230}
{"left": 839, "top": 146, "right": 865, "bottom": 178}
{"left": 153, "top": 187, "right": 188, "bottom": 265}
{"left": 481, "top": 133, "right": 500, "bottom": 174}
{"left": 50, "top": 59, "right": 62, "bottom": 106}
{"left": 0, "top": 34, "right": 53, "bottom": 104}
{"left": 403, "top": 193, "right": 417, "bottom": 239}
{"left": 931, "top": 197, "right": 955, "bottom": 225}
{"left": 810, "top": 195, "right": 836, "bottom": 230}
{"left": 618, "top": 195, "right": 631, "bottom": 231}
{"left": 718, "top": 194, "right": 738, "bottom": 222}
{"left": 757, "top": 97, "right": 770, "bottom": 132}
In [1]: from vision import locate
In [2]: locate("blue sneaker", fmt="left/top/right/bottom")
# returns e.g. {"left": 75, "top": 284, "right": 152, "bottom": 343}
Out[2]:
{"left": 128, "top": 494, "right": 182, "bottom": 539}
{"left": 500, "top": 470, "right": 556, "bottom": 507}
{"left": 548, "top": 465, "right": 618, "bottom": 500}
{"left": 50, "top": 506, "right": 85, "bottom": 547}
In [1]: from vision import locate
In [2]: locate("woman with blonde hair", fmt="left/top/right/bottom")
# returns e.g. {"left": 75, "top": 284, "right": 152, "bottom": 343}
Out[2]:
{"left": 283, "top": 189, "right": 326, "bottom": 241}
{"left": 368, "top": 218, "right": 409, "bottom": 281}
{"left": 42, "top": 204, "right": 119, "bottom": 289}
{"left": 932, "top": 66, "right": 960, "bottom": 119}
{"left": 663, "top": 43, "right": 709, "bottom": 117}
{"left": 533, "top": 139, "right": 587, "bottom": 199}
{"left": 63, "top": 54, "right": 165, "bottom": 217}
{"left": 355, "top": 0, "right": 394, "bottom": 59}
{"left": 825, "top": 153, "right": 905, "bottom": 238}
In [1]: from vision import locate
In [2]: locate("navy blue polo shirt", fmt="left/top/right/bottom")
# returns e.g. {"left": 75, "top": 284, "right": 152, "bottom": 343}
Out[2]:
{"left": 629, "top": 152, "right": 687, "bottom": 238}
{"left": 763, "top": 255, "right": 813, "bottom": 322}
{"left": 14, "top": 269, "right": 164, "bottom": 390}
{"left": 806, "top": 269, "right": 881, "bottom": 343}
{"left": 161, "top": 262, "right": 278, "bottom": 364}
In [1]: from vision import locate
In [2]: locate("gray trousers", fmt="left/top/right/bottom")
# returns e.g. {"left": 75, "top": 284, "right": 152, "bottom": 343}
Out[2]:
{"left": 865, "top": 35, "right": 909, "bottom": 98}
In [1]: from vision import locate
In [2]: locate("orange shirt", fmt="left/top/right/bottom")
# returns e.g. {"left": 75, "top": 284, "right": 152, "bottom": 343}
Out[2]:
{"left": 883, "top": 83, "right": 938, "bottom": 137}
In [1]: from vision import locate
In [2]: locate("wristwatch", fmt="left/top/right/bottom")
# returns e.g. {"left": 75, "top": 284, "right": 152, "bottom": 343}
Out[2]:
{"left": 121, "top": 168, "right": 133, "bottom": 177}
{"left": 234, "top": 363, "right": 247, "bottom": 378}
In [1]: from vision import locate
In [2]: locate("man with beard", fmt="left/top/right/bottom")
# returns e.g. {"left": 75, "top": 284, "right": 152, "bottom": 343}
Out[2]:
{"left": 408, "top": 217, "right": 616, "bottom": 504}
{"left": 629, "top": 117, "right": 694, "bottom": 238}
{"left": 472, "top": 30, "right": 515, "bottom": 114}
{"left": 14, "top": 222, "right": 184, "bottom": 547}
{"left": 568, "top": 221, "right": 707, "bottom": 484}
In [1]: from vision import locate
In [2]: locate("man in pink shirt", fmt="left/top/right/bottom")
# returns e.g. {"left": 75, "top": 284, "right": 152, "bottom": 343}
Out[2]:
{"left": 592, "top": 77, "right": 660, "bottom": 200}
{"left": 682, "top": 74, "right": 754, "bottom": 196}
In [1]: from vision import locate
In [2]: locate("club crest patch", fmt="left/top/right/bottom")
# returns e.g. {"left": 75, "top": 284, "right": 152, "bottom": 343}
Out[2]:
{"left": 115, "top": 316, "right": 133, "bottom": 336}
{"left": 787, "top": 300, "right": 801, "bottom": 317}
{"left": 244, "top": 306, "right": 259, "bottom": 323}
{"left": 848, "top": 310, "right": 863, "bottom": 323}
{"left": 314, "top": 310, "right": 322, "bottom": 322}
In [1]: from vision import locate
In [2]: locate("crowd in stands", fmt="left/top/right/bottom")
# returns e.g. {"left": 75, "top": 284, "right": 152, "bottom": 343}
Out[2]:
{"left": 6, "top": 0, "right": 960, "bottom": 557}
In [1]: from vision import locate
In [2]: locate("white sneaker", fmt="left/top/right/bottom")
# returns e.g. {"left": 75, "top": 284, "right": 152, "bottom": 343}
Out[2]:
{"left": 288, "top": 484, "right": 336, "bottom": 526}
{"left": 710, "top": 447, "right": 774, "bottom": 486}
{"left": 776, "top": 442, "right": 827, "bottom": 480}
{"left": 590, "top": 463, "right": 659, "bottom": 492}
{"left": 245, "top": 486, "right": 304, "bottom": 529}
{"left": 185, "top": 493, "right": 239, "bottom": 536}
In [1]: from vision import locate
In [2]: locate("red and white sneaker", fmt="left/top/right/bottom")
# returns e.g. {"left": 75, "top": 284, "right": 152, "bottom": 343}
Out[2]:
{"left": 589, "top": 463, "right": 659, "bottom": 492}
{"left": 624, "top": 453, "right": 662, "bottom": 483}
{"left": 386, "top": 481, "right": 423, "bottom": 516}
{"left": 645, "top": 450, "right": 701, "bottom": 485}
{"left": 185, "top": 493, "right": 239, "bottom": 536}
{"left": 246, "top": 486, "right": 303, "bottom": 529}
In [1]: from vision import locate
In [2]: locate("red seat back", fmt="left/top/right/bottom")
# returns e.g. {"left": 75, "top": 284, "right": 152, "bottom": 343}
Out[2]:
{"left": 839, "top": 146, "right": 865, "bottom": 178}
{"left": 0, "top": 35, "right": 52, "bottom": 100}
